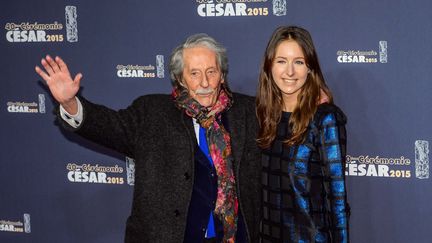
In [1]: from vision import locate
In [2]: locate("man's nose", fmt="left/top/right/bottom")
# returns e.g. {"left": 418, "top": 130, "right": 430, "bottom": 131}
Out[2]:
{"left": 200, "top": 74, "right": 209, "bottom": 87}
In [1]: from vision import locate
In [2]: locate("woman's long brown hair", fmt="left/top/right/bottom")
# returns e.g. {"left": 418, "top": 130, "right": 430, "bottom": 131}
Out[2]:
{"left": 256, "top": 26, "right": 333, "bottom": 148}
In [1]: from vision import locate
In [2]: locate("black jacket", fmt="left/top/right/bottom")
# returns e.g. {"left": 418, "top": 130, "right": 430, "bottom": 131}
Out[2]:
{"left": 58, "top": 93, "right": 261, "bottom": 243}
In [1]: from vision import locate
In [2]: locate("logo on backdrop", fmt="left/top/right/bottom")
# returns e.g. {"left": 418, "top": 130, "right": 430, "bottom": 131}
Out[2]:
{"left": 6, "top": 94, "right": 46, "bottom": 114}
{"left": 66, "top": 158, "right": 135, "bottom": 186}
{"left": 125, "top": 157, "right": 135, "bottom": 186}
{"left": 195, "top": 0, "right": 286, "bottom": 17}
{"left": 65, "top": 6, "right": 78, "bottom": 42}
{"left": 346, "top": 140, "right": 430, "bottom": 180}
{"left": 415, "top": 140, "right": 429, "bottom": 179}
{"left": 336, "top": 40, "right": 388, "bottom": 64}
{"left": 116, "top": 55, "right": 164, "bottom": 79}
{"left": 272, "top": 0, "right": 286, "bottom": 16}
{"left": 5, "top": 5, "right": 77, "bottom": 43}
{"left": 156, "top": 55, "right": 165, "bottom": 78}
{"left": 66, "top": 163, "right": 126, "bottom": 185}
{"left": 0, "top": 214, "right": 31, "bottom": 233}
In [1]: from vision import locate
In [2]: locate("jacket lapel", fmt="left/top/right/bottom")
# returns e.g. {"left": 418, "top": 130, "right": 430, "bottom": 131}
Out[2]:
{"left": 180, "top": 111, "right": 197, "bottom": 150}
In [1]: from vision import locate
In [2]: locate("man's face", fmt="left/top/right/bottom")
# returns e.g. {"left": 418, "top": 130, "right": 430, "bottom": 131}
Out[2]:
{"left": 181, "top": 46, "right": 224, "bottom": 107}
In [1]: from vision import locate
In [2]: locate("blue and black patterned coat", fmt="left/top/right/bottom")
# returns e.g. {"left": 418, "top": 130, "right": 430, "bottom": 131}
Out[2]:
{"left": 261, "top": 103, "right": 350, "bottom": 243}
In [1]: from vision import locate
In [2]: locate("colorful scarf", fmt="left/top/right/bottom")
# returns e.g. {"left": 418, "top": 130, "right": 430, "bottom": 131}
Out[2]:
{"left": 172, "top": 85, "right": 238, "bottom": 242}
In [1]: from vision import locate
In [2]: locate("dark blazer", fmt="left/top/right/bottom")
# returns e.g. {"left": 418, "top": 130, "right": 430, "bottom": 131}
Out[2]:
{"left": 58, "top": 93, "right": 261, "bottom": 243}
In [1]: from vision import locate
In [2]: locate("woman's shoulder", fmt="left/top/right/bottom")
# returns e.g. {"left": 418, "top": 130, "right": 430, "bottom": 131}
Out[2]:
{"left": 314, "top": 103, "right": 347, "bottom": 126}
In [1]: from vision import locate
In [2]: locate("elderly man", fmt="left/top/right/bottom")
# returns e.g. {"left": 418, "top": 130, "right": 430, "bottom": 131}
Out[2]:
{"left": 35, "top": 34, "right": 261, "bottom": 243}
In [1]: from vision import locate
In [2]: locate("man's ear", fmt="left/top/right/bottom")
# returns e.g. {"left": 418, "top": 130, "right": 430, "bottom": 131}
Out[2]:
{"left": 177, "top": 77, "right": 187, "bottom": 88}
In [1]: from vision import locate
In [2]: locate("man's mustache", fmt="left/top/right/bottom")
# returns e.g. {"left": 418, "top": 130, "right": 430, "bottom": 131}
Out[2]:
{"left": 193, "top": 87, "right": 215, "bottom": 95}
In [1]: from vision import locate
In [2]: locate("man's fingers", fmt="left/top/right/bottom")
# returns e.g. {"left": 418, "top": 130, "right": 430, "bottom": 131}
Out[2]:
{"left": 41, "top": 57, "right": 55, "bottom": 75}
{"left": 73, "top": 73, "right": 82, "bottom": 84}
{"left": 35, "top": 66, "right": 51, "bottom": 84}
{"left": 46, "top": 55, "right": 61, "bottom": 72}
{"left": 56, "top": 56, "right": 70, "bottom": 74}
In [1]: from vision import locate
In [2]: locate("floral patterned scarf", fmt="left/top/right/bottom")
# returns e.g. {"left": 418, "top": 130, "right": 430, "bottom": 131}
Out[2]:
{"left": 172, "top": 85, "right": 238, "bottom": 242}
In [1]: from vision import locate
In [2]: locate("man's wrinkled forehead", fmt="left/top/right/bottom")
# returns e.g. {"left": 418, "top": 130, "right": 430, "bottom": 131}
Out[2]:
{"left": 181, "top": 46, "right": 220, "bottom": 71}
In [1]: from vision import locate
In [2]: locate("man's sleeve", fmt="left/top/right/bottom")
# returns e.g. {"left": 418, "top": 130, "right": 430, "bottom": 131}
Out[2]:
{"left": 59, "top": 96, "right": 83, "bottom": 128}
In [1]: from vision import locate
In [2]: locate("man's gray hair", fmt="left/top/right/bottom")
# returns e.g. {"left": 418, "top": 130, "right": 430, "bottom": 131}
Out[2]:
{"left": 169, "top": 33, "right": 228, "bottom": 86}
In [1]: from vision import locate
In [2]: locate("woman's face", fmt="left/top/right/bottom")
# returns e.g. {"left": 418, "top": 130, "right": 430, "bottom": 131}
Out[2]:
{"left": 271, "top": 39, "right": 309, "bottom": 104}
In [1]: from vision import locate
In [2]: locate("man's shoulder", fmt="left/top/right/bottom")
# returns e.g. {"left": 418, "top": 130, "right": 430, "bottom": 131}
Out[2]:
{"left": 232, "top": 92, "right": 255, "bottom": 107}
{"left": 232, "top": 92, "right": 255, "bottom": 101}
{"left": 132, "top": 94, "right": 173, "bottom": 108}
{"left": 135, "top": 93, "right": 171, "bottom": 101}
{"left": 229, "top": 92, "right": 256, "bottom": 122}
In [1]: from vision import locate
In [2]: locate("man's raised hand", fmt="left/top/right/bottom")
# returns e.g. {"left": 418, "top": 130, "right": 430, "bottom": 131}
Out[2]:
{"left": 35, "top": 55, "right": 82, "bottom": 114}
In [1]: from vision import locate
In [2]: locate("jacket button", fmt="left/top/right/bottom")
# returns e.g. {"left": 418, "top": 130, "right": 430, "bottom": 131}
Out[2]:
{"left": 184, "top": 172, "right": 190, "bottom": 180}
{"left": 174, "top": 210, "right": 180, "bottom": 217}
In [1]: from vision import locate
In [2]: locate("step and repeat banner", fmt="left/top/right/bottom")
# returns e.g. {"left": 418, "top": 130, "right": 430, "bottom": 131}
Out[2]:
{"left": 1, "top": 0, "right": 431, "bottom": 242}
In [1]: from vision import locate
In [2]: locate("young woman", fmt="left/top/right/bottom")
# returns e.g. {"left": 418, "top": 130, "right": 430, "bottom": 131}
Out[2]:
{"left": 256, "top": 26, "right": 350, "bottom": 242}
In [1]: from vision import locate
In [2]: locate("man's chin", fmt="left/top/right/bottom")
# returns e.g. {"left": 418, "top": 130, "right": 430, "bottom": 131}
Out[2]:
{"left": 196, "top": 98, "right": 216, "bottom": 108}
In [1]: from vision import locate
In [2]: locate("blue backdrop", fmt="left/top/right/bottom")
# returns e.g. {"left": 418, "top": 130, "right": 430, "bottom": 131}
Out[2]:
{"left": 1, "top": 0, "right": 431, "bottom": 242}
